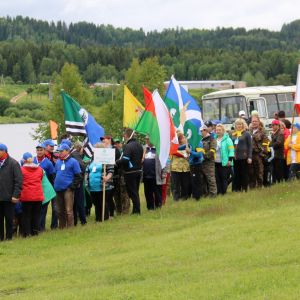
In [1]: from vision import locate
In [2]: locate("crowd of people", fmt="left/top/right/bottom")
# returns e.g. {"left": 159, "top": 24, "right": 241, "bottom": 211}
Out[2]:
{"left": 0, "top": 111, "right": 300, "bottom": 241}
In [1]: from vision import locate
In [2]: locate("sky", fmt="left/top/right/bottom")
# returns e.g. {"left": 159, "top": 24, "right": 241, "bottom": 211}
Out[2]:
{"left": 0, "top": 0, "right": 299, "bottom": 32}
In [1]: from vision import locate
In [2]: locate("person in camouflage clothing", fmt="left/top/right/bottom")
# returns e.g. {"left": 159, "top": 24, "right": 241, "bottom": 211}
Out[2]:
{"left": 200, "top": 124, "right": 217, "bottom": 197}
{"left": 249, "top": 116, "right": 269, "bottom": 188}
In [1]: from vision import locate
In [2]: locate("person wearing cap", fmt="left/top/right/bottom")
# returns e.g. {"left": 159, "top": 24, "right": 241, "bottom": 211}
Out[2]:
{"left": 238, "top": 110, "right": 249, "bottom": 124}
{"left": 0, "top": 143, "right": 23, "bottom": 241}
{"left": 270, "top": 119, "right": 285, "bottom": 183}
{"left": 231, "top": 118, "right": 252, "bottom": 192}
{"left": 200, "top": 124, "right": 217, "bottom": 197}
{"left": 116, "top": 128, "right": 143, "bottom": 214}
{"left": 284, "top": 123, "right": 300, "bottom": 180}
{"left": 113, "top": 138, "right": 130, "bottom": 215}
{"left": 70, "top": 141, "right": 87, "bottom": 226}
{"left": 249, "top": 116, "right": 269, "bottom": 188}
{"left": 44, "top": 139, "right": 59, "bottom": 166}
{"left": 204, "top": 120, "right": 217, "bottom": 139}
{"left": 54, "top": 143, "right": 82, "bottom": 228}
{"left": 19, "top": 152, "right": 44, "bottom": 237}
{"left": 33, "top": 143, "right": 56, "bottom": 231}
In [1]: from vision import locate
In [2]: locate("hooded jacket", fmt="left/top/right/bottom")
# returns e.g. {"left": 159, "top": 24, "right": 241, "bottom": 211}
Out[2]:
{"left": 20, "top": 163, "right": 44, "bottom": 201}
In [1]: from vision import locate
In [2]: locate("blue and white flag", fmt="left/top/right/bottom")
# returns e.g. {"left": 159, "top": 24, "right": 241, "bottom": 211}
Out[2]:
{"left": 164, "top": 76, "right": 203, "bottom": 149}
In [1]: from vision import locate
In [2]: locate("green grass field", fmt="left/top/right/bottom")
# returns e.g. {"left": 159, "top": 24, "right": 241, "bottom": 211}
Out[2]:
{"left": 1, "top": 181, "right": 300, "bottom": 299}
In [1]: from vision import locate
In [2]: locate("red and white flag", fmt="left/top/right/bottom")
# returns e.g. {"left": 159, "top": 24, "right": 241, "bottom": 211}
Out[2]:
{"left": 295, "top": 64, "right": 300, "bottom": 115}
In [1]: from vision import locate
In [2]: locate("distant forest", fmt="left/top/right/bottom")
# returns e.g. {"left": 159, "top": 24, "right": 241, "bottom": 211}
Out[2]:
{"left": 1, "top": 16, "right": 300, "bottom": 85}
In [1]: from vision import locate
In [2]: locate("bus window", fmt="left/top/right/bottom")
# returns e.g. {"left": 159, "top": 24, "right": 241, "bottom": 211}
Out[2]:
{"left": 220, "top": 96, "right": 246, "bottom": 124}
{"left": 248, "top": 98, "right": 267, "bottom": 118}
{"left": 202, "top": 98, "right": 219, "bottom": 121}
{"left": 260, "top": 94, "right": 278, "bottom": 118}
{"left": 278, "top": 93, "right": 294, "bottom": 117}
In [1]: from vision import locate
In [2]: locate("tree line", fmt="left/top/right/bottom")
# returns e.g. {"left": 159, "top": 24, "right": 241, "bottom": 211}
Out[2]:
{"left": 0, "top": 16, "right": 300, "bottom": 86}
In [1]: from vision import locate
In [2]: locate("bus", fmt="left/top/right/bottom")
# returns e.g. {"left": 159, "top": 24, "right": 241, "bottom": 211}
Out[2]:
{"left": 202, "top": 86, "right": 298, "bottom": 129}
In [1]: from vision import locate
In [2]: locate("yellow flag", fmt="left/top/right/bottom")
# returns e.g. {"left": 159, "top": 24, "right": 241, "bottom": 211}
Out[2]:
{"left": 123, "top": 85, "right": 144, "bottom": 128}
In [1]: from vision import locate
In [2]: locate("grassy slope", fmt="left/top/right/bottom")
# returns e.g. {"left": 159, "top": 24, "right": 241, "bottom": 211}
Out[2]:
{"left": 1, "top": 182, "right": 300, "bottom": 300}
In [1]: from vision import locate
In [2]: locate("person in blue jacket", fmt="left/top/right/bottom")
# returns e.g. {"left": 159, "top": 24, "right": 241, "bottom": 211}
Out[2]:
{"left": 54, "top": 144, "right": 82, "bottom": 229}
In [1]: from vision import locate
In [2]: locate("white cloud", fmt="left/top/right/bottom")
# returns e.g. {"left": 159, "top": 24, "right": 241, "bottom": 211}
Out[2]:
{"left": 0, "top": 0, "right": 299, "bottom": 31}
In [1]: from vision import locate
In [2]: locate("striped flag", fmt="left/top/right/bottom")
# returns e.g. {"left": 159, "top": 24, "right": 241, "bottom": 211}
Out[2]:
{"left": 61, "top": 91, "right": 104, "bottom": 158}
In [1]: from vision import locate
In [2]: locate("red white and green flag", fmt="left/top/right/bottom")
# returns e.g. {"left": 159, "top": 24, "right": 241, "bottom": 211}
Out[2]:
{"left": 135, "top": 87, "right": 178, "bottom": 169}
{"left": 295, "top": 64, "right": 300, "bottom": 115}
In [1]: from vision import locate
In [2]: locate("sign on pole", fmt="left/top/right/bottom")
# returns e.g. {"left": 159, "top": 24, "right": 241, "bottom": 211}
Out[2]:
{"left": 93, "top": 148, "right": 115, "bottom": 164}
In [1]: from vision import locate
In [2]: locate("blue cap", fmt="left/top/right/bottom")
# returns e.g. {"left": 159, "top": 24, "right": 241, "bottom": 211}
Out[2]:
{"left": 0, "top": 143, "right": 8, "bottom": 152}
{"left": 294, "top": 123, "right": 300, "bottom": 130}
{"left": 57, "top": 144, "right": 70, "bottom": 152}
{"left": 44, "top": 139, "right": 56, "bottom": 147}
{"left": 23, "top": 152, "right": 33, "bottom": 161}
{"left": 36, "top": 142, "right": 45, "bottom": 148}
{"left": 61, "top": 139, "right": 72, "bottom": 148}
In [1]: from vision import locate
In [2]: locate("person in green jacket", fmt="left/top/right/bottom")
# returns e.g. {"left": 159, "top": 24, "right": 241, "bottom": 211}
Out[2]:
{"left": 215, "top": 124, "right": 235, "bottom": 194}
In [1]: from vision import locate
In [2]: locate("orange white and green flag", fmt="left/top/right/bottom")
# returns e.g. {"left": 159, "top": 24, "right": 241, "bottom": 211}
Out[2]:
{"left": 123, "top": 85, "right": 144, "bottom": 128}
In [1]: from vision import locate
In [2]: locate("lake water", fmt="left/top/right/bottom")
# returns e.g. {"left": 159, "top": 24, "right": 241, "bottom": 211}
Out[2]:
{"left": 0, "top": 123, "right": 40, "bottom": 161}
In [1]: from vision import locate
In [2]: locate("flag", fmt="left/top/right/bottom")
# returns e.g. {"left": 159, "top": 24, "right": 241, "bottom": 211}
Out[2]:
{"left": 295, "top": 64, "right": 300, "bottom": 115}
{"left": 61, "top": 91, "right": 105, "bottom": 157}
{"left": 123, "top": 85, "right": 144, "bottom": 128}
{"left": 164, "top": 76, "right": 203, "bottom": 149}
{"left": 135, "top": 87, "right": 178, "bottom": 169}
{"left": 49, "top": 120, "right": 58, "bottom": 140}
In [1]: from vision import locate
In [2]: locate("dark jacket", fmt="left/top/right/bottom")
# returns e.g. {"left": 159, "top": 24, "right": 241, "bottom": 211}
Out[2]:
{"left": 116, "top": 138, "right": 143, "bottom": 173}
{"left": 270, "top": 130, "right": 284, "bottom": 159}
{"left": 0, "top": 156, "right": 23, "bottom": 202}
{"left": 202, "top": 135, "right": 217, "bottom": 162}
{"left": 231, "top": 130, "right": 252, "bottom": 160}
{"left": 71, "top": 150, "right": 86, "bottom": 174}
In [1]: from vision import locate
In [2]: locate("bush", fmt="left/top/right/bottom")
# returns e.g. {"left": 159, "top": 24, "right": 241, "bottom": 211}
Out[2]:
{"left": 0, "top": 98, "right": 10, "bottom": 116}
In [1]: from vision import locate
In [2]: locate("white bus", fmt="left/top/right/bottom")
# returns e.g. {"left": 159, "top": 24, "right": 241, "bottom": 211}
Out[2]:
{"left": 202, "top": 86, "right": 298, "bottom": 129}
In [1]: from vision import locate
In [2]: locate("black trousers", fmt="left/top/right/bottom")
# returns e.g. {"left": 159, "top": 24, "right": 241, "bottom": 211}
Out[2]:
{"left": 73, "top": 183, "right": 87, "bottom": 225}
{"left": 90, "top": 191, "right": 110, "bottom": 222}
{"left": 272, "top": 158, "right": 285, "bottom": 183}
{"left": 171, "top": 171, "right": 191, "bottom": 201}
{"left": 289, "top": 163, "right": 300, "bottom": 180}
{"left": 124, "top": 172, "right": 141, "bottom": 214}
{"left": 0, "top": 201, "right": 15, "bottom": 241}
{"left": 233, "top": 159, "right": 249, "bottom": 192}
{"left": 143, "top": 177, "right": 162, "bottom": 210}
{"left": 190, "top": 164, "right": 203, "bottom": 200}
{"left": 215, "top": 163, "right": 231, "bottom": 195}
{"left": 21, "top": 201, "right": 42, "bottom": 237}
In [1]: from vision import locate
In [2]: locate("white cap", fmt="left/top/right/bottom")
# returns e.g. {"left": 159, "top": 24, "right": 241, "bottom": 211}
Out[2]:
{"left": 239, "top": 110, "right": 246, "bottom": 116}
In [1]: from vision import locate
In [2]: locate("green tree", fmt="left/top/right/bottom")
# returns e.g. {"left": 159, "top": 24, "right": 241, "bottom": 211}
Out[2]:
{"left": 22, "top": 53, "right": 36, "bottom": 83}
{"left": 12, "top": 63, "right": 22, "bottom": 83}
{"left": 33, "top": 63, "right": 92, "bottom": 141}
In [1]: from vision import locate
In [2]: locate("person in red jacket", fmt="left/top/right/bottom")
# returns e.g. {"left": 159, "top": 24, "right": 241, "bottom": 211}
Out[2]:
{"left": 20, "top": 152, "right": 44, "bottom": 237}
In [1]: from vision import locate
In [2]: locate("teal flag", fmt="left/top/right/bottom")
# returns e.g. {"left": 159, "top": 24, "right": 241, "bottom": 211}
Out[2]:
{"left": 42, "top": 172, "right": 56, "bottom": 205}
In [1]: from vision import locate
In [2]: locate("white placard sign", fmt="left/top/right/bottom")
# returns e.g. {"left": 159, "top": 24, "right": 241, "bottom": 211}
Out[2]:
{"left": 93, "top": 148, "right": 115, "bottom": 164}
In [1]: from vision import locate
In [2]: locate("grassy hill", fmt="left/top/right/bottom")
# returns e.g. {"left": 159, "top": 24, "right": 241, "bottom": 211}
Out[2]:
{"left": 1, "top": 181, "right": 300, "bottom": 299}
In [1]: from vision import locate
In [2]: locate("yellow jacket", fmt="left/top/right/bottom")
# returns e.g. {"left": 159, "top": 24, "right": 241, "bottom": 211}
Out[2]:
{"left": 171, "top": 155, "right": 190, "bottom": 172}
{"left": 284, "top": 132, "right": 300, "bottom": 165}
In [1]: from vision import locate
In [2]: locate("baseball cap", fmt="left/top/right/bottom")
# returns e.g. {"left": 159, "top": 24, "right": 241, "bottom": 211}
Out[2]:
{"left": 57, "top": 144, "right": 71, "bottom": 152}
{"left": 23, "top": 152, "right": 33, "bottom": 161}
{"left": 239, "top": 110, "right": 246, "bottom": 116}
{"left": 0, "top": 143, "right": 8, "bottom": 152}
{"left": 36, "top": 142, "right": 45, "bottom": 148}
{"left": 61, "top": 139, "right": 72, "bottom": 148}
{"left": 44, "top": 139, "right": 56, "bottom": 147}
{"left": 204, "top": 120, "right": 213, "bottom": 127}
{"left": 114, "top": 138, "right": 121, "bottom": 143}
{"left": 271, "top": 120, "right": 280, "bottom": 125}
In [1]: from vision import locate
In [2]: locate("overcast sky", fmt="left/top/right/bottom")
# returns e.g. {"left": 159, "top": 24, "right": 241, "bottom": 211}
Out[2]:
{"left": 0, "top": 0, "right": 299, "bottom": 31}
